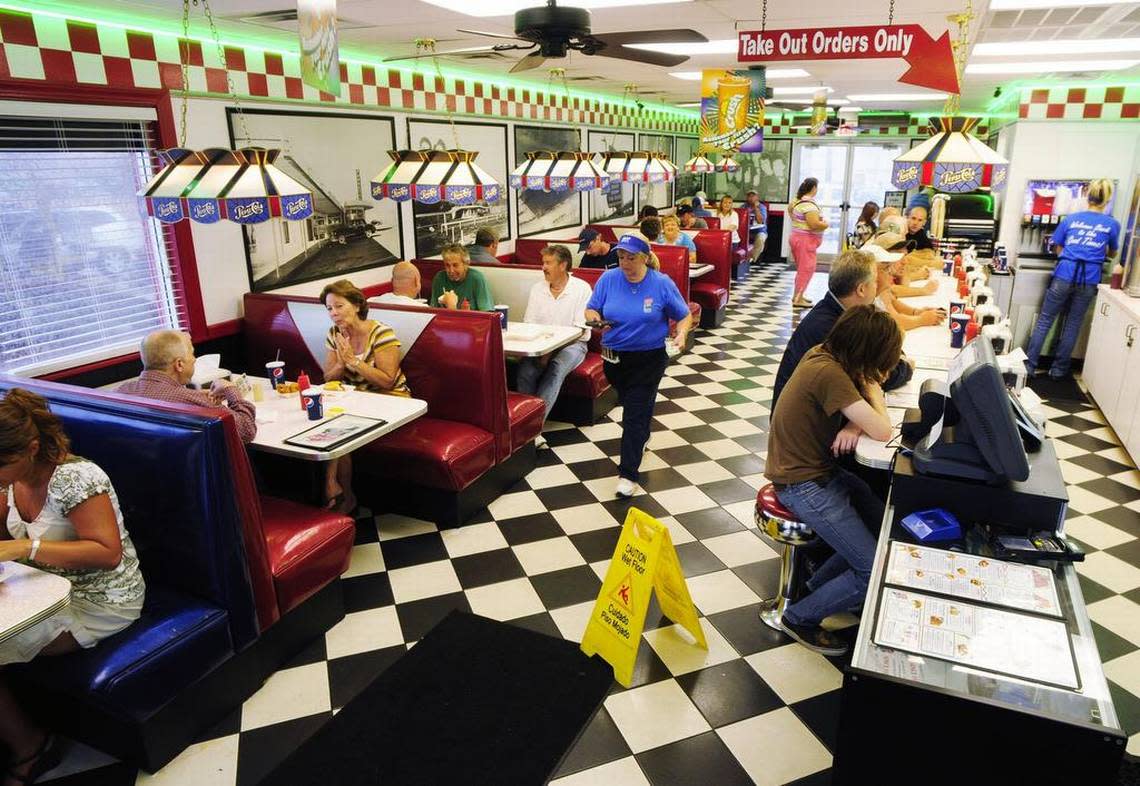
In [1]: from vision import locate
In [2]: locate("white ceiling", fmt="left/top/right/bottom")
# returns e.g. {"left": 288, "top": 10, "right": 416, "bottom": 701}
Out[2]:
{"left": 38, "top": 0, "right": 1140, "bottom": 114}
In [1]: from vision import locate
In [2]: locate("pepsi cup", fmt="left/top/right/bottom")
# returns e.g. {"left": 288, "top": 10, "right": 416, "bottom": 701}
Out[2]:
{"left": 265, "top": 361, "right": 285, "bottom": 391}
{"left": 493, "top": 304, "right": 509, "bottom": 331}
{"left": 950, "top": 314, "right": 969, "bottom": 348}
{"left": 942, "top": 258, "right": 954, "bottom": 276}
{"left": 302, "top": 388, "right": 323, "bottom": 420}
{"left": 949, "top": 299, "right": 966, "bottom": 316}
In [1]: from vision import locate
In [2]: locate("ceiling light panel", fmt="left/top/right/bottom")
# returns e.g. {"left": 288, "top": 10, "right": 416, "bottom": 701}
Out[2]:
{"left": 772, "top": 86, "right": 833, "bottom": 95}
{"left": 421, "top": 0, "right": 693, "bottom": 16}
{"left": 668, "top": 69, "right": 810, "bottom": 80}
{"left": 966, "top": 59, "right": 1140, "bottom": 73}
{"left": 847, "top": 93, "right": 949, "bottom": 102}
{"left": 989, "top": 0, "right": 1128, "bottom": 8}
{"left": 973, "top": 38, "right": 1140, "bottom": 56}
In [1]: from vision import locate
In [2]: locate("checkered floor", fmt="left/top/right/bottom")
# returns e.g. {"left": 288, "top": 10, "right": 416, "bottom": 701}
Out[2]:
{"left": 42, "top": 262, "right": 1140, "bottom": 785}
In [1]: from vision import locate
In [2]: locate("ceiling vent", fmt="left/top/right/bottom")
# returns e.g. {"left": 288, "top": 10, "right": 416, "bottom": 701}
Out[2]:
{"left": 223, "top": 9, "right": 374, "bottom": 32}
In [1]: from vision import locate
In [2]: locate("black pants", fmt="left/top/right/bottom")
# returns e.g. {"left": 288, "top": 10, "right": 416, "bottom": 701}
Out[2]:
{"left": 603, "top": 347, "right": 668, "bottom": 483}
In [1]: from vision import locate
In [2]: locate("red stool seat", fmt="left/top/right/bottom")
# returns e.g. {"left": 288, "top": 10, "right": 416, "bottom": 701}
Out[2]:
{"left": 757, "top": 483, "right": 798, "bottom": 522}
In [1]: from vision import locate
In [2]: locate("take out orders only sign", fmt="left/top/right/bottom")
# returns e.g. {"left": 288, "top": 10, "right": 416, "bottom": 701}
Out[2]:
{"left": 738, "top": 24, "right": 959, "bottom": 94}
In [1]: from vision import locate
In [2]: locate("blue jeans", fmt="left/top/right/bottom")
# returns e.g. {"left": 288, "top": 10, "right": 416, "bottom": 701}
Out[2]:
{"left": 516, "top": 342, "right": 587, "bottom": 420}
{"left": 1025, "top": 276, "right": 1098, "bottom": 378}
{"left": 777, "top": 468, "right": 883, "bottom": 627}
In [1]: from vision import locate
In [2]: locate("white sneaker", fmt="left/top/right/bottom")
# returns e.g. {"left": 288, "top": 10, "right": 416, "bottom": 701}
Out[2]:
{"left": 535, "top": 434, "right": 547, "bottom": 449}
{"left": 615, "top": 478, "right": 638, "bottom": 498}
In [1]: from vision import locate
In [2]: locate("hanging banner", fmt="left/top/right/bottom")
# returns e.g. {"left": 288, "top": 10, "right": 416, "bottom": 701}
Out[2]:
{"left": 698, "top": 69, "right": 766, "bottom": 154}
{"left": 580, "top": 508, "right": 707, "bottom": 688}
{"left": 738, "top": 24, "right": 959, "bottom": 94}
{"left": 299, "top": 0, "right": 340, "bottom": 96}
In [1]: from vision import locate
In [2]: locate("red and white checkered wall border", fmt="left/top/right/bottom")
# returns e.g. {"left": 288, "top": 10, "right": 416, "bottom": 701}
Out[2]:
{"left": 1018, "top": 85, "right": 1140, "bottom": 121}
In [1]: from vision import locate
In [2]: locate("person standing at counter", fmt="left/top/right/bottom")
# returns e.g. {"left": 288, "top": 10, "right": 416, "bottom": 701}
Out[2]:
{"left": 788, "top": 178, "right": 829, "bottom": 309}
{"left": 431, "top": 244, "right": 494, "bottom": 311}
{"left": 745, "top": 190, "right": 768, "bottom": 262}
{"left": 766, "top": 306, "right": 901, "bottom": 656}
{"left": 1026, "top": 178, "right": 1120, "bottom": 380}
{"left": 585, "top": 234, "right": 692, "bottom": 498}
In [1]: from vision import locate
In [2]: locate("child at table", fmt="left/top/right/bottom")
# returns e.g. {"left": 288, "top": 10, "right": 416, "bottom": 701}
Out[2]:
{"left": 0, "top": 388, "right": 146, "bottom": 784}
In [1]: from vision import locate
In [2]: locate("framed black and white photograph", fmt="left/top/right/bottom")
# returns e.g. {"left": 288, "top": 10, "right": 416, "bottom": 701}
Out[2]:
{"left": 513, "top": 125, "right": 582, "bottom": 238}
{"left": 228, "top": 108, "right": 403, "bottom": 293}
{"left": 637, "top": 133, "right": 674, "bottom": 213}
{"left": 674, "top": 136, "right": 703, "bottom": 203}
{"left": 407, "top": 118, "right": 510, "bottom": 258}
{"left": 587, "top": 130, "right": 634, "bottom": 223}
{"left": 709, "top": 137, "right": 792, "bottom": 205}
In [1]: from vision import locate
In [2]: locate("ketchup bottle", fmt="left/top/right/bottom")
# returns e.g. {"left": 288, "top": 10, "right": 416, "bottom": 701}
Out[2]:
{"left": 966, "top": 320, "right": 980, "bottom": 342}
{"left": 460, "top": 298, "right": 471, "bottom": 310}
{"left": 297, "top": 370, "right": 310, "bottom": 409}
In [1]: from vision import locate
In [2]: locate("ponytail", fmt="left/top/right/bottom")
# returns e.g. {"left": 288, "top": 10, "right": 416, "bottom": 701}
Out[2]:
{"left": 0, "top": 388, "right": 70, "bottom": 466}
{"left": 1088, "top": 178, "right": 1114, "bottom": 207}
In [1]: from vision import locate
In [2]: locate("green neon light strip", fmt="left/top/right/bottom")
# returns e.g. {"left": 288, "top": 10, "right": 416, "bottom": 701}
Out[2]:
{"left": 1, "top": 1, "right": 699, "bottom": 121}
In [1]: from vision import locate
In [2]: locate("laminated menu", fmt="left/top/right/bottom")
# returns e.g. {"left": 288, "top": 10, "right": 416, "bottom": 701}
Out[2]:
{"left": 873, "top": 587, "right": 1078, "bottom": 690}
{"left": 885, "top": 541, "right": 1062, "bottom": 618}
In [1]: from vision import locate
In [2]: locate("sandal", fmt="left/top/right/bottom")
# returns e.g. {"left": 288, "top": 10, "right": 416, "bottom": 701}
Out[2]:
{"left": 6, "top": 734, "right": 61, "bottom": 785}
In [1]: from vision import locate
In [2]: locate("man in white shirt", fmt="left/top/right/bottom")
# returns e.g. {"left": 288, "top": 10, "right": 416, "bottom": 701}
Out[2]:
{"left": 516, "top": 244, "right": 592, "bottom": 443}
{"left": 376, "top": 261, "right": 422, "bottom": 306}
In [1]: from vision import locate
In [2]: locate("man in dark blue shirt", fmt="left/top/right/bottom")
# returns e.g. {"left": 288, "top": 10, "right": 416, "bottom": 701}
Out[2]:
{"left": 772, "top": 250, "right": 913, "bottom": 409}
{"left": 576, "top": 228, "right": 620, "bottom": 270}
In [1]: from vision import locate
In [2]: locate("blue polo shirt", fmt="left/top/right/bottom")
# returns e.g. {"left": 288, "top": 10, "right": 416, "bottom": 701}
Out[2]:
{"left": 587, "top": 268, "right": 690, "bottom": 352}
{"left": 657, "top": 232, "right": 697, "bottom": 255}
{"left": 1051, "top": 211, "right": 1121, "bottom": 285}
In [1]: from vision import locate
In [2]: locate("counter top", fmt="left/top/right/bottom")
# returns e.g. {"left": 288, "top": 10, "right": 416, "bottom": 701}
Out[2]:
{"left": 1098, "top": 284, "right": 1140, "bottom": 322}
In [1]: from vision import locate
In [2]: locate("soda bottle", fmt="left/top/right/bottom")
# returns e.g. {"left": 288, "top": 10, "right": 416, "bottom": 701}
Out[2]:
{"left": 297, "top": 370, "right": 310, "bottom": 410}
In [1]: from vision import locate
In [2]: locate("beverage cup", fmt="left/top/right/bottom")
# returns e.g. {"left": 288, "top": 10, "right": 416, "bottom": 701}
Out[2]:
{"left": 493, "top": 304, "right": 509, "bottom": 331}
{"left": 949, "top": 299, "right": 966, "bottom": 316}
{"left": 302, "top": 388, "right": 324, "bottom": 421}
{"left": 265, "top": 361, "right": 285, "bottom": 391}
{"left": 950, "top": 314, "right": 969, "bottom": 348}
{"left": 942, "top": 259, "right": 953, "bottom": 276}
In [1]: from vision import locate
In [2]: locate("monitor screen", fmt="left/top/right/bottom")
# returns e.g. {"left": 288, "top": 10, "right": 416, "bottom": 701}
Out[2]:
{"left": 949, "top": 337, "right": 1030, "bottom": 482}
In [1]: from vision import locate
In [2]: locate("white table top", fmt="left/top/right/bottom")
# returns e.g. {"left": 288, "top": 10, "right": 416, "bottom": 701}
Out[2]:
{"left": 0, "top": 562, "right": 70, "bottom": 645}
{"left": 502, "top": 323, "right": 584, "bottom": 358}
{"left": 854, "top": 406, "right": 909, "bottom": 470}
{"left": 689, "top": 264, "right": 714, "bottom": 279}
{"left": 247, "top": 378, "right": 427, "bottom": 461}
{"left": 884, "top": 367, "right": 944, "bottom": 409}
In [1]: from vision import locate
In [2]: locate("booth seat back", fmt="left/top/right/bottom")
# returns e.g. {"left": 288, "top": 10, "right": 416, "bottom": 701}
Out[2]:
{"left": 0, "top": 375, "right": 265, "bottom": 647}
{"left": 361, "top": 281, "right": 393, "bottom": 299}
{"left": 584, "top": 224, "right": 620, "bottom": 243}
{"left": 735, "top": 207, "right": 751, "bottom": 248}
{"left": 693, "top": 230, "right": 734, "bottom": 291}
{"left": 649, "top": 244, "right": 691, "bottom": 302}
{"left": 513, "top": 238, "right": 554, "bottom": 265}
{"left": 703, "top": 216, "right": 721, "bottom": 230}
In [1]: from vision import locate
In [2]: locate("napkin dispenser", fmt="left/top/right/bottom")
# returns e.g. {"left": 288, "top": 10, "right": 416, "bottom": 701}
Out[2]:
{"left": 901, "top": 378, "right": 950, "bottom": 444}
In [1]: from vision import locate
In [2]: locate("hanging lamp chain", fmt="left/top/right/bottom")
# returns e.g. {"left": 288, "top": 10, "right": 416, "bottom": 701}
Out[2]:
{"left": 760, "top": 0, "right": 767, "bottom": 32}
{"left": 943, "top": 0, "right": 973, "bottom": 117}
{"left": 194, "top": 0, "right": 250, "bottom": 144}
{"left": 888, "top": 0, "right": 895, "bottom": 26}
{"left": 177, "top": 0, "right": 190, "bottom": 147}
{"left": 420, "top": 39, "right": 461, "bottom": 151}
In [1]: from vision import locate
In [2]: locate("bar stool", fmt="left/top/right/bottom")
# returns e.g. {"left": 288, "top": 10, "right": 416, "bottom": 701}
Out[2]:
{"left": 755, "top": 483, "right": 819, "bottom": 631}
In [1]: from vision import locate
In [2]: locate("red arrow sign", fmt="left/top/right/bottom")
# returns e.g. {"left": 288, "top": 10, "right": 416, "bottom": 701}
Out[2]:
{"left": 738, "top": 25, "right": 959, "bottom": 94}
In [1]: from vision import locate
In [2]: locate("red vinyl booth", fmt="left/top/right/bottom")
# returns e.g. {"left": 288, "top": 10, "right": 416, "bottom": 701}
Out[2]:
{"left": 242, "top": 293, "right": 544, "bottom": 526}
{"left": 692, "top": 230, "right": 733, "bottom": 328}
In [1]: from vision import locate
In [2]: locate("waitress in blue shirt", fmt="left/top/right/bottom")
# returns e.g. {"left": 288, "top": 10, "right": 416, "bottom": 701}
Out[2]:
{"left": 586, "top": 234, "right": 693, "bottom": 497}
{"left": 1026, "top": 179, "right": 1121, "bottom": 380}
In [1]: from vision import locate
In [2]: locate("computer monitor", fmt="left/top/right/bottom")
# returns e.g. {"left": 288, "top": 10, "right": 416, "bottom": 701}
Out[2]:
{"left": 913, "top": 336, "right": 1031, "bottom": 483}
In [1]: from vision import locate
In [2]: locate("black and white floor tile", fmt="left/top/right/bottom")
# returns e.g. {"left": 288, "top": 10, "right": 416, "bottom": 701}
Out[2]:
{"left": 42, "top": 262, "right": 1140, "bottom": 785}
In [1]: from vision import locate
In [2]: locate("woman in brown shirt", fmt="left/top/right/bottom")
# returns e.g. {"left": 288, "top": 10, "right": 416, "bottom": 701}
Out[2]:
{"left": 765, "top": 306, "right": 901, "bottom": 656}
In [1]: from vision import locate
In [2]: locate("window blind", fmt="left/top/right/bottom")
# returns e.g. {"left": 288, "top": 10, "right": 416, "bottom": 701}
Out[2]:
{"left": 0, "top": 114, "right": 189, "bottom": 376}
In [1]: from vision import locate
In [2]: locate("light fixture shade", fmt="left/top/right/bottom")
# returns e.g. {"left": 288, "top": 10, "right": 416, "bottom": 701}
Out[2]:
{"left": 714, "top": 155, "right": 740, "bottom": 173}
{"left": 683, "top": 155, "right": 715, "bottom": 173}
{"left": 510, "top": 151, "right": 557, "bottom": 190}
{"left": 140, "top": 147, "right": 315, "bottom": 224}
{"left": 600, "top": 150, "right": 632, "bottom": 179}
{"left": 891, "top": 116, "right": 1009, "bottom": 193}
{"left": 652, "top": 152, "right": 677, "bottom": 182}
{"left": 605, "top": 151, "right": 675, "bottom": 184}
{"left": 372, "top": 148, "right": 501, "bottom": 204}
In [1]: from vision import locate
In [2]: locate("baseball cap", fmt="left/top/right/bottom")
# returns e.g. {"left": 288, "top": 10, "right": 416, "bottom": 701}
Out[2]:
{"left": 863, "top": 240, "right": 904, "bottom": 264}
{"left": 872, "top": 231, "right": 909, "bottom": 252}
{"left": 576, "top": 228, "right": 600, "bottom": 252}
{"left": 614, "top": 233, "right": 651, "bottom": 256}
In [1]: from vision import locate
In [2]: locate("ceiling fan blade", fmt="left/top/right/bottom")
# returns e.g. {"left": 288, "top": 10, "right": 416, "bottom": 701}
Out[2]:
{"left": 591, "top": 29, "right": 707, "bottom": 47}
{"left": 457, "top": 27, "right": 525, "bottom": 41}
{"left": 382, "top": 46, "right": 495, "bottom": 63}
{"left": 509, "top": 52, "right": 547, "bottom": 73}
{"left": 589, "top": 46, "right": 688, "bottom": 68}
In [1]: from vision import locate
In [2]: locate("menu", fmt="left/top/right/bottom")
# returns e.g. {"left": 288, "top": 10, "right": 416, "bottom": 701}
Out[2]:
{"left": 885, "top": 541, "right": 1062, "bottom": 618}
{"left": 874, "top": 588, "right": 1078, "bottom": 690}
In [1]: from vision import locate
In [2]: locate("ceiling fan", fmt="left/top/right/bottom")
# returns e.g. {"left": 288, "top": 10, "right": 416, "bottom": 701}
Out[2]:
{"left": 383, "top": 0, "right": 707, "bottom": 73}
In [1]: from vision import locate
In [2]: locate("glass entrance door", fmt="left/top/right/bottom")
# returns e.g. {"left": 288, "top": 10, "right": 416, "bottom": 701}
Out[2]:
{"left": 789, "top": 141, "right": 909, "bottom": 261}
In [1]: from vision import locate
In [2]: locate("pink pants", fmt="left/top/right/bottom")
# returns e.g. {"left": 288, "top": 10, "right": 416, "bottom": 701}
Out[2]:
{"left": 789, "top": 230, "right": 822, "bottom": 295}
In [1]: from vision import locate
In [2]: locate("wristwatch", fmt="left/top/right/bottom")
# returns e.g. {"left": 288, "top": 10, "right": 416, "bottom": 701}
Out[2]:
{"left": 29, "top": 538, "right": 41, "bottom": 561}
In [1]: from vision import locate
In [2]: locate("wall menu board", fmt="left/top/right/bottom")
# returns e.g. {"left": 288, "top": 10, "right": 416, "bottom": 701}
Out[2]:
{"left": 874, "top": 587, "right": 1079, "bottom": 690}
{"left": 707, "top": 138, "right": 791, "bottom": 205}
{"left": 885, "top": 541, "right": 1062, "bottom": 618}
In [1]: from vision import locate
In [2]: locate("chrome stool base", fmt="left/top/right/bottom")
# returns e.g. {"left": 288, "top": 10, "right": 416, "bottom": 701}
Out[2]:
{"left": 756, "top": 484, "right": 819, "bottom": 633}
{"left": 758, "top": 597, "right": 784, "bottom": 631}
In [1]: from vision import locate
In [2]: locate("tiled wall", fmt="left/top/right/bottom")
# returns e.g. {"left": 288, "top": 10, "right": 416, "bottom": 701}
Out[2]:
{"left": 1018, "top": 85, "right": 1140, "bottom": 121}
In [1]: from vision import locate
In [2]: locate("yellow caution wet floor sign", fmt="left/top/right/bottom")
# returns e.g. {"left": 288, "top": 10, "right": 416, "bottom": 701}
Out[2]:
{"left": 580, "top": 507, "right": 707, "bottom": 687}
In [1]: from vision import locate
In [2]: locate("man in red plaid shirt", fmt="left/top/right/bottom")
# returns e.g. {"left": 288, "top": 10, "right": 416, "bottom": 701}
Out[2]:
{"left": 118, "top": 330, "right": 257, "bottom": 443}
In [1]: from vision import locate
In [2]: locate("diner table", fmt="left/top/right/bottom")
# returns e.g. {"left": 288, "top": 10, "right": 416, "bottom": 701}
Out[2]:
{"left": 502, "top": 323, "right": 584, "bottom": 358}
{"left": 0, "top": 562, "right": 71, "bottom": 645}
{"left": 689, "top": 264, "right": 714, "bottom": 279}
{"left": 248, "top": 378, "right": 427, "bottom": 461}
